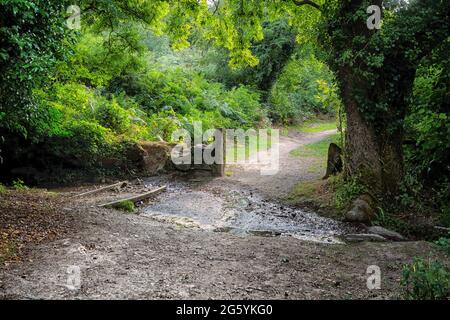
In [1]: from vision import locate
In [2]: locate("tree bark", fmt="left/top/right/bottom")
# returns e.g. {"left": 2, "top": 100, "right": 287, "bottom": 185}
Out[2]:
{"left": 340, "top": 80, "right": 406, "bottom": 197}
{"left": 321, "top": 0, "right": 448, "bottom": 198}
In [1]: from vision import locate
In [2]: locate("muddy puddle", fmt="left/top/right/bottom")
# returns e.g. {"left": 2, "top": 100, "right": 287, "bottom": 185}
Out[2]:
{"left": 142, "top": 178, "right": 359, "bottom": 244}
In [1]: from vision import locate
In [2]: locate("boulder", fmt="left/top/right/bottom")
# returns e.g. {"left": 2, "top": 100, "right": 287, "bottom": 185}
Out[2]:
{"left": 344, "top": 196, "right": 376, "bottom": 223}
{"left": 140, "top": 141, "right": 172, "bottom": 175}
{"left": 341, "top": 233, "right": 387, "bottom": 243}
{"left": 367, "top": 226, "right": 405, "bottom": 241}
{"left": 126, "top": 141, "right": 172, "bottom": 175}
{"left": 322, "top": 143, "right": 343, "bottom": 179}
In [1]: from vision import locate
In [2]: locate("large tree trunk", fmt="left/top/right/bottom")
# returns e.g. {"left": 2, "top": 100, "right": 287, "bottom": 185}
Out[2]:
{"left": 339, "top": 70, "right": 406, "bottom": 196}
{"left": 319, "top": 0, "right": 448, "bottom": 198}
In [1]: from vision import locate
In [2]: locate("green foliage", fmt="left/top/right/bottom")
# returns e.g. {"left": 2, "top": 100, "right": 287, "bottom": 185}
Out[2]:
{"left": 0, "top": 183, "right": 7, "bottom": 194}
{"left": 333, "top": 175, "right": 367, "bottom": 210}
{"left": 400, "top": 57, "right": 450, "bottom": 221}
{"left": 0, "top": 0, "right": 74, "bottom": 136}
{"left": 198, "top": 19, "right": 297, "bottom": 95}
{"left": 114, "top": 200, "right": 136, "bottom": 213}
{"left": 435, "top": 231, "right": 450, "bottom": 254}
{"left": 12, "top": 179, "right": 28, "bottom": 190}
{"left": 0, "top": 0, "right": 447, "bottom": 212}
{"left": 372, "top": 207, "right": 410, "bottom": 235}
{"left": 269, "top": 48, "right": 339, "bottom": 124}
{"left": 401, "top": 257, "right": 450, "bottom": 300}
{"left": 94, "top": 98, "right": 131, "bottom": 134}
{"left": 0, "top": 15, "right": 268, "bottom": 180}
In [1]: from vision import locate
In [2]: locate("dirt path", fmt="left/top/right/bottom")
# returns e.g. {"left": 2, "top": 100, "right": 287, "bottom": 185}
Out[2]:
{"left": 228, "top": 129, "right": 336, "bottom": 199}
{"left": 0, "top": 130, "right": 446, "bottom": 300}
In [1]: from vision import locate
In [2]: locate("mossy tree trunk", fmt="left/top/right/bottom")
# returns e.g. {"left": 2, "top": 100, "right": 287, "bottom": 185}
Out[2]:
{"left": 315, "top": 0, "right": 449, "bottom": 198}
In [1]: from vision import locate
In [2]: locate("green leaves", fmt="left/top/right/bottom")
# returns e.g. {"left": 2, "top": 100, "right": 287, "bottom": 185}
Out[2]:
{"left": 401, "top": 257, "right": 450, "bottom": 300}
{"left": 269, "top": 46, "right": 338, "bottom": 124}
{"left": 0, "top": 0, "right": 73, "bottom": 136}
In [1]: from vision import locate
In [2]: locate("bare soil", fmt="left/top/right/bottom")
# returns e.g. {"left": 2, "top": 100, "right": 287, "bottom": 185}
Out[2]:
{"left": 0, "top": 130, "right": 447, "bottom": 299}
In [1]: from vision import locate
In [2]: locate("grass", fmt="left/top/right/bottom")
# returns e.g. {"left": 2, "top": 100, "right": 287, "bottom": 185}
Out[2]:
{"left": 0, "top": 183, "right": 7, "bottom": 194}
{"left": 286, "top": 177, "right": 342, "bottom": 219}
{"left": 297, "top": 119, "right": 337, "bottom": 133}
{"left": 401, "top": 257, "right": 450, "bottom": 300}
{"left": 290, "top": 133, "right": 340, "bottom": 158}
{"left": 286, "top": 129, "right": 343, "bottom": 217}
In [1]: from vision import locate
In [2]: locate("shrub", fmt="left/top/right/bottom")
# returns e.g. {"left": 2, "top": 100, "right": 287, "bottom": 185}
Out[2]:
{"left": 332, "top": 175, "right": 367, "bottom": 210}
{"left": 372, "top": 207, "right": 410, "bottom": 236}
{"left": 61, "top": 120, "right": 115, "bottom": 168}
{"left": 12, "top": 179, "right": 28, "bottom": 190}
{"left": 94, "top": 97, "right": 131, "bottom": 134}
{"left": 269, "top": 52, "right": 338, "bottom": 124}
{"left": 401, "top": 257, "right": 450, "bottom": 300}
{"left": 221, "top": 86, "right": 265, "bottom": 127}
{"left": 435, "top": 231, "right": 450, "bottom": 253}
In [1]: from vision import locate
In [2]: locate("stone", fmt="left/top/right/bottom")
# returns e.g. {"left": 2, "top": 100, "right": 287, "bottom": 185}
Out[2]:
{"left": 344, "top": 197, "right": 376, "bottom": 223}
{"left": 322, "top": 143, "right": 343, "bottom": 179}
{"left": 127, "top": 141, "right": 172, "bottom": 175}
{"left": 341, "top": 233, "right": 387, "bottom": 243}
{"left": 367, "top": 226, "right": 405, "bottom": 241}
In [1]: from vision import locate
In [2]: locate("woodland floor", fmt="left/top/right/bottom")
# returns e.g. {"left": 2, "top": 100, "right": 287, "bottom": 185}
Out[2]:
{"left": 0, "top": 129, "right": 447, "bottom": 299}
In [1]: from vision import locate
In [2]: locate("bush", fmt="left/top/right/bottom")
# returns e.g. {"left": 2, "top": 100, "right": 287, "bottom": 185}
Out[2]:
{"left": 94, "top": 97, "right": 131, "bottom": 134}
{"left": 401, "top": 257, "right": 450, "bottom": 300}
{"left": 61, "top": 120, "right": 114, "bottom": 167}
{"left": 269, "top": 51, "right": 339, "bottom": 124}
{"left": 435, "top": 231, "right": 450, "bottom": 253}
{"left": 402, "top": 60, "right": 450, "bottom": 221}
{"left": 372, "top": 207, "right": 411, "bottom": 236}
{"left": 12, "top": 179, "right": 28, "bottom": 190}
{"left": 332, "top": 175, "right": 367, "bottom": 210}
{"left": 221, "top": 86, "right": 267, "bottom": 127}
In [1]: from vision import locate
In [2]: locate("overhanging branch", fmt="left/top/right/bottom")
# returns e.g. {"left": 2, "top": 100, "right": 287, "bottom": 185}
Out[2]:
{"left": 292, "top": 0, "right": 322, "bottom": 11}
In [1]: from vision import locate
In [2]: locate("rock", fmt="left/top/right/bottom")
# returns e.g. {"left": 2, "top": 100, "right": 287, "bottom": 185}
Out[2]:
{"left": 140, "top": 141, "right": 172, "bottom": 174}
{"left": 341, "top": 233, "right": 387, "bottom": 243}
{"left": 248, "top": 230, "right": 282, "bottom": 237}
{"left": 367, "top": 226, "right": 405, "bottom": 241}
{"left": 322, "top": 143, "right": 343, "bottom": 179}
{"left": 344, "top": 196, "right": 376, "bottom": 223}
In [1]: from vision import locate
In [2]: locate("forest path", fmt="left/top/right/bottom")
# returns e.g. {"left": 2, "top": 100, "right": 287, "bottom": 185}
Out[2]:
{"left": 0, "top": 129, "right": 446, "bottom": 300}
{"left": 227, "top": 129, "right": 337, "bottom": 199}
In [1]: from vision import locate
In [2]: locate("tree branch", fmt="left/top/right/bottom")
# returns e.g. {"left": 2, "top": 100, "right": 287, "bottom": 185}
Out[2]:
{"left": 292, "top": 0, "right": 322, "bottom": 11}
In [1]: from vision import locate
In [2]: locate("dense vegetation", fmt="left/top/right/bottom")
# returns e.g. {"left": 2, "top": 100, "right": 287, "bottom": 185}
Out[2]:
{"left": 0, "top": 0, "right": 448, "bottom": 228}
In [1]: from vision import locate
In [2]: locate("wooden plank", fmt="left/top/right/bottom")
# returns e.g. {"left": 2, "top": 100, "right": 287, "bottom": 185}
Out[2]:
{"left": 73, "top": 181, "right": 128, "bottom": 198}
{"left": 98, "top": 185, "right": 167, "bottom": 208}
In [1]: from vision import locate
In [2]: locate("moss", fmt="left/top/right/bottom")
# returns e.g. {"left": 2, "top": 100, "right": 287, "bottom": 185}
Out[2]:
{"left": 114, "top": 200, "right": 136, "bottom": 213}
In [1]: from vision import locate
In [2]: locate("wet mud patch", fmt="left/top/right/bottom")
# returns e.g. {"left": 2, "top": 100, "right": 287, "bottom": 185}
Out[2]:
{"left": 143, "top": 180, "right": 361, "bottom": 244}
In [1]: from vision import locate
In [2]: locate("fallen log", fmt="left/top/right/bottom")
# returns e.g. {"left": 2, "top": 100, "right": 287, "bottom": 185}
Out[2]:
{"left": 98, "top": 185, "right": 167, "bottom": 208}
{"left": 72, "top": 181, "right": 128, "bottom": 198}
